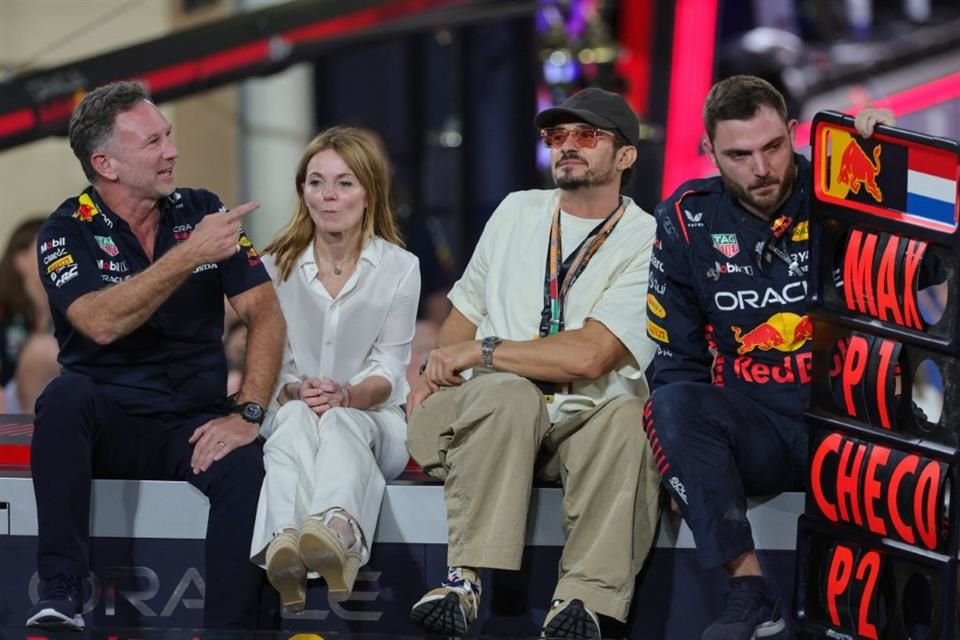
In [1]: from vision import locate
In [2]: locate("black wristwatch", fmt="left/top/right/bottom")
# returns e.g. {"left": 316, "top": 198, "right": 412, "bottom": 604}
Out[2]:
{"left": 481, "top": 336, "right": 503, "bottom": 368}
{"left": 235, "top": 401, "right": 266, "bottom": 425}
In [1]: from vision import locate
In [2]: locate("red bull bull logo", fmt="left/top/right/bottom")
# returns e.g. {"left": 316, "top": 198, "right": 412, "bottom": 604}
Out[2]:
{"left": 769, "top": 216, "right": 793, "bottom": 240}
{"left": 731, "top": 313, "right": 813, "bottom": 355}
{"left": 838, "top": 138, "right": 883, "bottom": 202}
{"left": 73, "top": 193, "right": 101, "bottom": 222}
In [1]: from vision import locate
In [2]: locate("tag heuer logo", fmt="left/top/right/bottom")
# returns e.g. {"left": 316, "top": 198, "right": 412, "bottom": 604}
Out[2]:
{"left": 711, "top": 234, "right": 740, "bottom": 258}
{"left": 95, "top": 235, "right": 120, "bottom": 257}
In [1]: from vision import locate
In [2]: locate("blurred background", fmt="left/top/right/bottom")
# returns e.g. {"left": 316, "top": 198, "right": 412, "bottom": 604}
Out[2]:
{"left": 4, "top": 0, "right": 960, "bottom": 292}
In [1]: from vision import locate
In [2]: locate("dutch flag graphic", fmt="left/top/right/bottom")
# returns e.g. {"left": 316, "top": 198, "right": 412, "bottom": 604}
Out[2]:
{"left": 906, "top": 147, "right": 958, "bottom": 227}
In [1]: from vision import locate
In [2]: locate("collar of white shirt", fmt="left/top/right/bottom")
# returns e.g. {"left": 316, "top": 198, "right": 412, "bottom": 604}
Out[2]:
{"left": 297, "top": 236, "right": 385, "bottom": 271}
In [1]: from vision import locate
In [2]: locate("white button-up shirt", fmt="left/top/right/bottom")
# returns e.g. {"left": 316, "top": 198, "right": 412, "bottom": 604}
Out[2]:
{"left": 449, "top": 189, "right": 657, "bottom": 422}
{"left": 264, "top": 236, "right": 421, "bottom": 409}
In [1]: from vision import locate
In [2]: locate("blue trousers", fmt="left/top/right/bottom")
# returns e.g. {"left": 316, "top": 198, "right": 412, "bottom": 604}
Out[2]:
{"left": 31, "top": 373, "right": 266, "bottom": 629}
{"left": 644, "top": 382, "right": 807, "bottom": 569}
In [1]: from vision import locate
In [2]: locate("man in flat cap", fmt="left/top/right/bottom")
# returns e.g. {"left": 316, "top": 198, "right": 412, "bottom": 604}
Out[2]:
{"left": 405, "top": 88, "right": 661, "bottom": 638}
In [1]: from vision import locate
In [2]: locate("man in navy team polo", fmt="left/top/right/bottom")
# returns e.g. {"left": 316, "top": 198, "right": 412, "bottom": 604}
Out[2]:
{"left": 26, "top": 81, "right": 285, "bottom": 631}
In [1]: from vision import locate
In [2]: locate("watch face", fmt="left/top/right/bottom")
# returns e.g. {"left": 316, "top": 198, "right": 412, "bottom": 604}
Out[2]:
{"left": 241, "top": 403, "right": 265, "bottom": 423}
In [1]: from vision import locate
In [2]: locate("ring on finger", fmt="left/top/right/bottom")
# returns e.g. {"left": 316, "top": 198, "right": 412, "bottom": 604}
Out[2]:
{"left": 217, "top": 441, "right": 226, "bottom": 448}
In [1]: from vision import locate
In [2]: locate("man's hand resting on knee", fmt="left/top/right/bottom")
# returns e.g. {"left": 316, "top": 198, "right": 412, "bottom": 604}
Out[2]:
{"left": 189, "top": 414, "right": 258, "bottom": 474}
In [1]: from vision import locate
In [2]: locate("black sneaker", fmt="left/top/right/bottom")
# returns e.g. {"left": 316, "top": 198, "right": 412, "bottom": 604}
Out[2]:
{"left": 541, "top": 599, "right": 602, "bottom": 639}
{"left": 410, "top": 567, "right": 481, "bottom": 636}
{"left": 25, "top": 573, "right": 84, "bottom": 630}
{"left": 702, "top": 578, "right": 786, "bottom": 640}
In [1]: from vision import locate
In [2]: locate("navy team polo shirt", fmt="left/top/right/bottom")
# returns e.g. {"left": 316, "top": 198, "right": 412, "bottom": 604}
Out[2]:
{"left": 37, "top": 186, "right": 270, "bottom": 418}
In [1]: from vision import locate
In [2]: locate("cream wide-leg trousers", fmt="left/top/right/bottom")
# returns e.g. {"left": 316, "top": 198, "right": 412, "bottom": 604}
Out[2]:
{"left": 249, "top": 400, "right": 409, "bottom": 572}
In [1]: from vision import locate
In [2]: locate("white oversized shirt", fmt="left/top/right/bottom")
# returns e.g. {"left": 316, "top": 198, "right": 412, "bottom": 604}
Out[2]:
{"left": 449, "top": 189, "right": 657, "bottom": 421}
{"left": 264, "top": 236, "right": 420, "bottom": 409}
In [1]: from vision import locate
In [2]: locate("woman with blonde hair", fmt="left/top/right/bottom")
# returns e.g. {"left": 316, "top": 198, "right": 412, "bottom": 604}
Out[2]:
{"left": 249, "top": 127, "right": 420, "bottom": 610}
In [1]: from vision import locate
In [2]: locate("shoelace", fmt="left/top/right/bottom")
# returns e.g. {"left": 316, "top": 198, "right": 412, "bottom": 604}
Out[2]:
{"left": 715, "top": 587, "right": 773, "bottom": 623}
{"left": 43, "top": 574, "right": 81, "bottom": 601}
{"left": 442, "top": 568, "right": 482, "bottom": 599}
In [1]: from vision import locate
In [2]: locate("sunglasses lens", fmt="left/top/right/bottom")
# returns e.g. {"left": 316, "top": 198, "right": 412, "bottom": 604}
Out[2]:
{"left": 574, "top": 130, "right": 598, "bottom": 148}
{"left": 541, "top": 128, "right": 610, "bottom": 149}
{"left": 542, "top": 130, "right": 566, "bottom": 148}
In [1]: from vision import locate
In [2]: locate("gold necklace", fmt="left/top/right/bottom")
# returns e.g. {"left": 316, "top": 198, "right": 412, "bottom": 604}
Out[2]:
{"left": 319, "top": 252, "right": 355, "bottom": 276}
{"left": 314, "top": 242, "right": 358, "bottom": 277}
{"left": 332, "top": 253, "right": 357, "bottom": 275}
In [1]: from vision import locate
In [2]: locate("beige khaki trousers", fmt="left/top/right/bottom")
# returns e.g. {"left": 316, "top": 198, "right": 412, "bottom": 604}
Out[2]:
{"left": 406, "top": 372, "right": 661, "bottom": 621}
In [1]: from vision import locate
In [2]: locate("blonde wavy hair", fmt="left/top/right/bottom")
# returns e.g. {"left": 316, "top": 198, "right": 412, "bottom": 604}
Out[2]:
{"left": 265, "top": 126, "right": 403, "bottom": 282}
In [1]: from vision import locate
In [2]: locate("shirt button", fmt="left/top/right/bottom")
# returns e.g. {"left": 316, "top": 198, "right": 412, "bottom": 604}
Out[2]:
{"left": 325, "top": 340, "right": 332, "bottom": 346}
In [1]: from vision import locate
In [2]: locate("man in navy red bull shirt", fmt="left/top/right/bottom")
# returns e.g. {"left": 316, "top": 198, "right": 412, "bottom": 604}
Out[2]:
{"left": 643, "top": 75, "right": 892, "bottom": 639}
{"left": 26, "top": 81, "right": 285, "bottom": 631}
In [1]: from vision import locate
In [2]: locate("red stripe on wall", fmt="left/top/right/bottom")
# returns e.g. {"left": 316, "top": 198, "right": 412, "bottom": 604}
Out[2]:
{"left": 660, "top": 0, "right": 718, "bottom": 198}
{"left": 0, "top": 444, "right": 30, "bottom": 467}
{"left": 616, "top": 0, "right": 655, "bottom": 117}
{"left": 141, "top": 41, "right": 271, "bottom": 93}
{"left": 285, "top": 0, "right": 459, "bottom": 44}
{"left": 0, "top": 109, "right": 36, "bottom": 137}
{"left": 870, "top": 70, "right": 960, "bottom": 118}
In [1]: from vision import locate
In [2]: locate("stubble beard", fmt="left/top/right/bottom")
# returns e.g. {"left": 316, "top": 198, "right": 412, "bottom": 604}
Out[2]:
{"left": 555, "top": 162, "right": 617, "bottom": 191}
{"left": 722, "top": 162, "right": 796, "bottom": 218}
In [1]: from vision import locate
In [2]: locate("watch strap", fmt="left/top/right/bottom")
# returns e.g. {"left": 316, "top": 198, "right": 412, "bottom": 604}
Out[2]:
{"left": 481, "top": 336, "right": 502, "bottom": 368}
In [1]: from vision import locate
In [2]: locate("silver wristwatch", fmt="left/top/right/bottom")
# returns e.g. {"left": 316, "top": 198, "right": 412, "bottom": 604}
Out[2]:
{"left": 481, "top": 336, "right": 503, "bottom": 368}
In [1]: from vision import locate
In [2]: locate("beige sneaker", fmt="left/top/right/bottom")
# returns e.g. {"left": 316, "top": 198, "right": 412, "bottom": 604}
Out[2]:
{"left": 409, "top": 567, "right": 482, "bottom": 636}
{"left": 299, "top": 508, "right": 366, "bottom": 601}
{"left": 265, "top": 529, "right": 306, "bottom": 612}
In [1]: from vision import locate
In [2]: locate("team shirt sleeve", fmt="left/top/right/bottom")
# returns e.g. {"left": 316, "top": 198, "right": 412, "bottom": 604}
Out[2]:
{"left": 647, "top": 199, "right": 713, "bottom": 389}
{"left": 37, "top": 217, "right": 104, "bottom": 315}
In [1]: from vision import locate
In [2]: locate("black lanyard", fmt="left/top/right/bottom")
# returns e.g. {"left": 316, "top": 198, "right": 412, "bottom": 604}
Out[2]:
{"left": 756, "top": 214, "right": 803, "bottom": 277}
